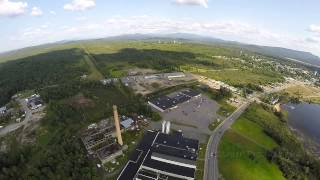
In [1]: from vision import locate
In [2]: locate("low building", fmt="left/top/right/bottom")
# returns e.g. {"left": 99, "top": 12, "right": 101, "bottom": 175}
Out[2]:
{"left": 148, "top": 96, "right": 178, "bottom": 112}
{"left": 118, "top": 130, "right": 199, "bottom": 180}
{"left": 148, "top": 89, "right": 201, "bottom": 112}
{"left": 0, "top": 106, "right": 7, "bottom": 115}
{"left": 120, "top": 116, "right": 135, "bottom": 130}
{"left": 165, "top": 72, "right": 186, "bottom": 80}
{"left": 26, "top": 94, "right": 43, "bottom": 110}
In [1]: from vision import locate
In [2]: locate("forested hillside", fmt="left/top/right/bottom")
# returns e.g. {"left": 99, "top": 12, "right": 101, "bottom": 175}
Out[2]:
{"left": 0, "top": 49, "right": 88, "bottom": 106}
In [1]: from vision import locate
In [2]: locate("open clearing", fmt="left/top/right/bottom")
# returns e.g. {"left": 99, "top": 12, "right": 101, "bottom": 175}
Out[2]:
{"left": 189, "top": 68, "right": 283, "bottom": 86}
{"left": 282, "top": 85, "right": 320, "bottom": 103}
{"left": 218, "top": 105, "right": 285, "bottom": 180}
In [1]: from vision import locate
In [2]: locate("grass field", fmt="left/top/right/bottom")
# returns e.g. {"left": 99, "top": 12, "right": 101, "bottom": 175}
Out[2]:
{"left": 282, "top": 85, "right": 320, "bottom": 103}
{"left": 217, "top": 100, "right": 236, "bottom": 117}
{"left": 195, "top": 143, "right": 207, "bottom": 180}
{"left": 195, "top": 68, "right": 283, "bottom": 86}
{"left": 218, "top": 105, "right": 285, "bottom": 180}
{"left": 284, "top": 85, "right": 320, "bottom": 96}
{"left": 82, "top": 55, "right": 104, "bottom": 80}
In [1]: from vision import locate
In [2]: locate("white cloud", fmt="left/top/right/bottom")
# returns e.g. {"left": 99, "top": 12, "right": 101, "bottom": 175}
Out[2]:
{"left": 8, "top": 16, "right": 320, "bottom": 56}
{"left": 174, "top": 0, "right": 208, "bottom": 8}
{"left": 64, "top": 0, "right": 96, "bottom": 11}
{"left": 75, "top": 16, "right": 88, "bottom": 21}
{"left": 49, "top": 10, "right": 56, "bottom": 15}
{"left": 30, "top": 7, "right": 43, "bottom": 16}
{"left": 309, "top": 25, "right": 320, "bottom": 35}
{"left": 0, "top": 0, "right": 28, "bottom": 17}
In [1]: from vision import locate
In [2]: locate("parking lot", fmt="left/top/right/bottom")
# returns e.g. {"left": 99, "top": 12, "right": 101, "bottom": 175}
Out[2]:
{"left": 157, "top": 95, "right": 224, "bottom": 136}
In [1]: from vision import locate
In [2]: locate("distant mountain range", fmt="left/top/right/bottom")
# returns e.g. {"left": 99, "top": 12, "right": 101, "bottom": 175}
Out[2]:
{"left": 1, "top": 33, "right": 320, "bottom": 67}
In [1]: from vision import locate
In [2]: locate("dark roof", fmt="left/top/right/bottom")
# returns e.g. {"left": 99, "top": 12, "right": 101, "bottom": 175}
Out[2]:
{"left": 149, "top": 96, "right": 178, "bottom": 111}
{"left": 118, "top": 131, "right": 199, "bottom": 180}
{"left": 151, "top": 152, "right": 196, "bottom": 166}
{"left": 171, "top": 93, "right": 191, "bottom": 104}
{"left": 142, "top": 152, "right": 196, "bottom": 178}
{"left": 154, "top": 132, "right": 199, "bottom": 152}
{"left": 152, "top": 145, "right": 197, "bottom": 162}
{"left": 180, "top": 89, "right": 201, "bottom": 97}
{"left": 118, "top": 131, "right": 158, "bottom": 180}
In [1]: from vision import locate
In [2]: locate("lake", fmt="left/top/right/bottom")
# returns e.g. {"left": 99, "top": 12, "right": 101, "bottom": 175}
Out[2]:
{"left": 283, "top": 103, "right": 320, "bottom": 145}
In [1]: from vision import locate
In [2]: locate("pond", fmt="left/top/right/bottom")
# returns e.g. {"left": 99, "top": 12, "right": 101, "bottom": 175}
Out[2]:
{"left": 283, "top": 102, "right": 320, "bottom": 145}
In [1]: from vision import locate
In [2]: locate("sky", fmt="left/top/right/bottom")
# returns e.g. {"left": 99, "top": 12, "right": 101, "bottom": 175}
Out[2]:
{"left": 1, "top": 0, "right": 320, "bottom": 56}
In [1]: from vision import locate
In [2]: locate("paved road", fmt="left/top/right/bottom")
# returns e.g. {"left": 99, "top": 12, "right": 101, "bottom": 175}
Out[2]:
{"left": 0, "top": 99, "right": 33, "bottom": 137}
{"left": 204, "top": 101, "right": 251, "bottom": 180}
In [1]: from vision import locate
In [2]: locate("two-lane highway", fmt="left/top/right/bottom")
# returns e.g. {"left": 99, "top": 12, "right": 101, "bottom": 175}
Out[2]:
{"left": 204, "top": 102, "right": 251, "bottom": 180}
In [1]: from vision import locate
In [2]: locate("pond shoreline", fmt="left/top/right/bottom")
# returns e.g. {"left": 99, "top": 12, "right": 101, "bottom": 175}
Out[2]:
{"left": 288, "top": 125, "right": 320, "bottom": 158}
{"left": 282, "top": 102, "right": 320, "bottom": 158}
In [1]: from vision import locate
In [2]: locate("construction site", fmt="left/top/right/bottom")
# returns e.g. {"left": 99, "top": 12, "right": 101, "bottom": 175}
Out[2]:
{"left": 120, "top": 72, "right": 197, "bottom": 95}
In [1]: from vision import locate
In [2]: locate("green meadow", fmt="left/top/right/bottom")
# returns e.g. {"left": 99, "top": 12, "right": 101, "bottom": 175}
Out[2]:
{"left": 218, "top": 104, "right": 285, "bottom": 180}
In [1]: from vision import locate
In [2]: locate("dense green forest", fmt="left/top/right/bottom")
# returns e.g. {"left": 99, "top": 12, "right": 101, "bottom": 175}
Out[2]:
{"left": 0, "top": 81, "right": 156, "bottom": 179}
{"left": 0, "top": 49, "right": 88, "bottom": 106}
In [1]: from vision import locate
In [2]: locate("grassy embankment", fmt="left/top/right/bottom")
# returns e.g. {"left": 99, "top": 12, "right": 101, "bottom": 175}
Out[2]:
{"left": 218, "top": 104, "right": 285, "bottom": 180}
{"left": 195, "top": 142, "right": 208, "bottom": 180}
{"left": 281, "top": 85, "right": 320, "bottom": 104}
{"left": 219, "top": 103, "right": 320, "bottom": 180}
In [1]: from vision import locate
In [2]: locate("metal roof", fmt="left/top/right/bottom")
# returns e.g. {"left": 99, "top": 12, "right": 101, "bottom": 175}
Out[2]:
{"left": 120, "top": 118, "right": 134, "bottom": 129}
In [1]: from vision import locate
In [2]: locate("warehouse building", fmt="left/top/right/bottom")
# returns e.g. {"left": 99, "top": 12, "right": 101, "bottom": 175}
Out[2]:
{"left": 148, "top": 96, "right": 178, "bottom": 112}
{"left": 148, "top": 89, "right": 201, "bottom": 112}
{"left": 118, "top": 129, "right": 199, "bottom": 180}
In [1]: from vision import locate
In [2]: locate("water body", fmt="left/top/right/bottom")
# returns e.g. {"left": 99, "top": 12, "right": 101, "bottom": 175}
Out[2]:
{"left": 283, "top": 103, "right": 320, "bottom": 145}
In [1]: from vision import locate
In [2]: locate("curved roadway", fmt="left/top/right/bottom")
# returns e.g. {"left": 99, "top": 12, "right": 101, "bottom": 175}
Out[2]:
{"left": 204, "top": 102, "right": 251, "bottom": 180}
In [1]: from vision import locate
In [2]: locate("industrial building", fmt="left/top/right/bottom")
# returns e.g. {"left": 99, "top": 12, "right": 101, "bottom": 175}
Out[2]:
{"left": 148, "top": 89, "right": 201, "bottom": 112}
{"left": 118, "top": 122, "right": 199, "bottom": 180}
{"left": 81, "top": 105, "right": 127, "bottom": 164}
{"left": 25, "top": 94, "right": 43, "bottom": 110}
{"left": 120, "top": 116, "right": 135, "bottom": 130}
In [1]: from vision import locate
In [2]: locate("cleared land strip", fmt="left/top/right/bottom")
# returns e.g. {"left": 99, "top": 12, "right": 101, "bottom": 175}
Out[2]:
{"left": 80, "top": 44, "right": 104, "bottom": 80}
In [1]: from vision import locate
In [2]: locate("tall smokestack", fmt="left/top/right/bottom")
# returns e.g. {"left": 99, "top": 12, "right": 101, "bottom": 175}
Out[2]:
{"left": 113, "top": 105, "right": 123, "bottom": 146}
{"left": 165, "top": 121, "right": 171, "bottom": 134}
{"left": 162, "top": 121, "right": 166, "bottom": 133}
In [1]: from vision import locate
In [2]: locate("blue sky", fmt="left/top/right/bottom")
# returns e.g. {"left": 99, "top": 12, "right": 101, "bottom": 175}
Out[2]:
{"left": 1, "top": 0, "right": 320, "bottom": 56}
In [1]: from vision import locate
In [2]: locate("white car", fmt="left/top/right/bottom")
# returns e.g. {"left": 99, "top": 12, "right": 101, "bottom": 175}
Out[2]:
{"left": 0, "top": 126, "right": 3, "bottom": 129}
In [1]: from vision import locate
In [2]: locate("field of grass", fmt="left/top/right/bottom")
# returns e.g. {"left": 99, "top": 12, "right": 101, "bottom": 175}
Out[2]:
{"left": 219, "top": 130, "right": 285, "bottom": 180}
{"left": 218, "top": 104, "right": 285, "bottom": 180}
{"left": 82, "top": 54, "right": 104, "bottom": 80}
{"left": 284, "top": 85, "right": 320, "bottom": 96}
{"left": 195, "top": 143, "right": 207, "bottom": 180}
{"left": 208, "top": 120, "right": 222, "bottom": 131}
{"left": 217, "top": 100, "right": 236, "bottom": 117}
{"left": 281, "top": 85, "right": 320, "bottom": 103}
{"left": 195, "top": 69, "right": 283, "bottom": 86}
